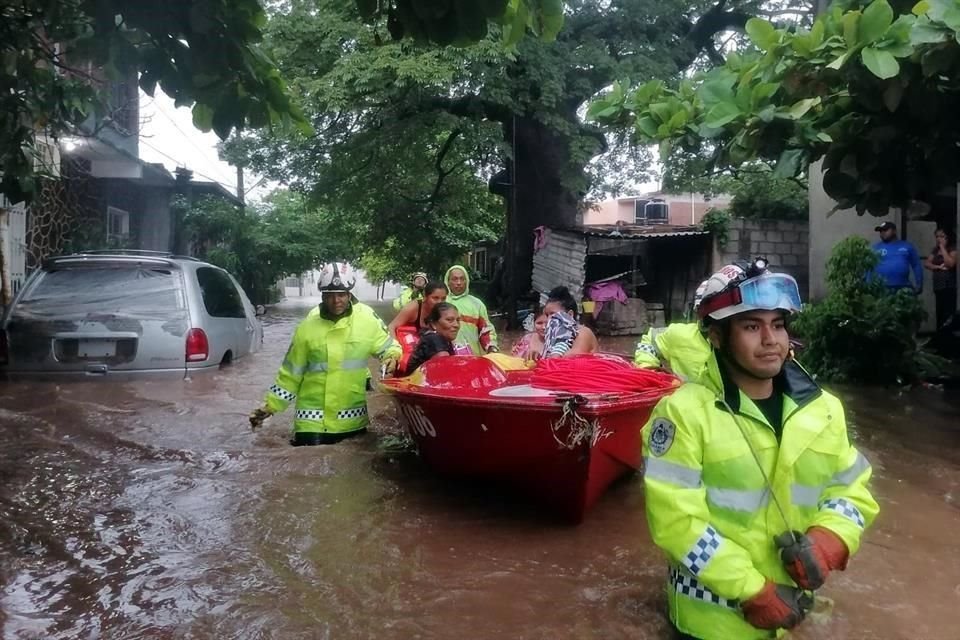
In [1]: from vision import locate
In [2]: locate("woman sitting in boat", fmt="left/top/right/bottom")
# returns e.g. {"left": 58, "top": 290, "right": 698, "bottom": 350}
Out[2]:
{"left": 388, "top": 281, "right": 448, "bottom": 372}
{"left": 542, "top": 286, "right": 599, "bottom": 357}
{"left": 511, "top": 309, "right": 546, "bottom": 360}
{"left": 403, "top": 302, "right": 461, "bottom": 374}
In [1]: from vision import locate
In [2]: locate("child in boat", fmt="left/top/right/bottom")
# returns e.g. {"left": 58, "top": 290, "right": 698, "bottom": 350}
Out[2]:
{"left": 403, "top": 302, "right": 461, "bottom": 374}
{"left": 511, "top": 310, "right": 546, "bottom": 360}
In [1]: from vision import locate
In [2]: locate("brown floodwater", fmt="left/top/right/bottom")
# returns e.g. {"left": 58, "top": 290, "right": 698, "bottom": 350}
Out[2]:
{"left": 1, "top": 299, "right": 957, "bottom": 639}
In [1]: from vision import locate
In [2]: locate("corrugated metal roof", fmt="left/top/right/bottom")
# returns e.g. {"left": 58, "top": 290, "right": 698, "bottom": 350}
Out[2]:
{"left": 554, "top": 224, "right": 710, "bottom": 239}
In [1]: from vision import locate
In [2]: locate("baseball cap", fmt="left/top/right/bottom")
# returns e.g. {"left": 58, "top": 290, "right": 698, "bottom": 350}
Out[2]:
{"left": 874, "top": 221, "right": 896, "bottom": 232}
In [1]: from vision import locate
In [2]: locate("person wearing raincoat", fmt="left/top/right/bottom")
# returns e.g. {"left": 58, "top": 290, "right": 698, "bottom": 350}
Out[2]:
{"left": 641, "top": 258, "right": 878, "bottom": 640}
{"left": 249, "top": 263, "right": 401, "bottom": 446}
{"left": 392, "top": 271, "right": 429, "bottom": 311}
{"left": 443, "top": 265, "right": 499, "bottom": 355}
{"left": 634, "top": 278, "right": 711, "bottom": 380}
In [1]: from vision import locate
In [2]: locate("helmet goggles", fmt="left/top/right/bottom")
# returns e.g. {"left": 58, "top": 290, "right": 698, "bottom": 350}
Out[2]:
{"left": 699, "top": 273, "right": 802, "bottom": 320}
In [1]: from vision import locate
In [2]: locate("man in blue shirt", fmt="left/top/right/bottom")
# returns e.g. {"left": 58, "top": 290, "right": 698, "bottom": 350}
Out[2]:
{"left": 871, "top": 221, "right": 923, "bottom": 292}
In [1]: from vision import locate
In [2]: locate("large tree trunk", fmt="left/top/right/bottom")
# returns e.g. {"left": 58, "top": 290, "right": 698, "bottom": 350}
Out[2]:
{"left": 490, "top": 114, "right": 584, "bottom": 325}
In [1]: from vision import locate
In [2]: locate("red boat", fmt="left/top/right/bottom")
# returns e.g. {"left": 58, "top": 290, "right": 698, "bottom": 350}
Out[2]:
{"left": 381, "top": 355, "right": 677, "bottom": 523}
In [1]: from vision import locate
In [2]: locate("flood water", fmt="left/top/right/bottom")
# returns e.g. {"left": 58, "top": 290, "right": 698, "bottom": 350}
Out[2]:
{"left": 1, "top": 299, "right": 957, "bottom": 639}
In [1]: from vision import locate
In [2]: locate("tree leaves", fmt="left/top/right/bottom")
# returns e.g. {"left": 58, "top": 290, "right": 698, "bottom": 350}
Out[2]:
{"left": 861, "top": 46, "right": 899, "bottom": 78}
{"left": 0, "top": 0, "right": 307, "bottom": 204}
{"left": 595, "top": 0, "right": 960, "bottom": 216}
{"left": 859, "top": 0, "right": 894, "bottom": 45}
{"left": 746, "top": 18, "right": 778, "bottom": 51}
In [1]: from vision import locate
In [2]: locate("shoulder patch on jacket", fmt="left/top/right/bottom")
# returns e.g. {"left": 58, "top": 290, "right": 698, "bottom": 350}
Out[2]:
{"left": 649, "top": 418, "right": 675, "bottom": 456}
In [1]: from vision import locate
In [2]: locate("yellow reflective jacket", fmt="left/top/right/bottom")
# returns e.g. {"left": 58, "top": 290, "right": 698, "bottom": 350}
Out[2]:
{"left": 634, "top": 323, "right": 711, "bottom": 381}
{"left": 444, "top": 265, "right": 498, "bottom": 354}
{"left": 265, "top": 302, "right": 400, "bottom": 435}
{"left": 392, "top": 286, "right": 421, "bottom": 311}
{"left": 641, "top": 353, "right": 878, "bottom": 640}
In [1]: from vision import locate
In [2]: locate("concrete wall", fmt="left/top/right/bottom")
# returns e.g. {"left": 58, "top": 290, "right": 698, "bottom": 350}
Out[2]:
{"left": 138, "top": 186, "right": 173, "bottom": 252}
{"left": 808, "top": 161, "right": 939, "bottom": 331}
{"left": 719, "top": 218, "right": 810, "bottom": 298}
{"left": 808, "top": 161, "right": 896, "bottom": 301}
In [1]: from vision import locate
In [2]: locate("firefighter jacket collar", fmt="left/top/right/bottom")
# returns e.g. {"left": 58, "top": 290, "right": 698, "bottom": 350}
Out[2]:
{"left": 708, "top": 350, "right": 821, "bottom": 415}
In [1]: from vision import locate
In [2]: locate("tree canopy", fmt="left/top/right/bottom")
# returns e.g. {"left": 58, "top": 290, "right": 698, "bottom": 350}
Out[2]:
{"left": 224, "top": 0, "right": 758, "bottom": 306}
{"left": 589, "top": 0, "right": 960, "bottom": 216}
{"left": 1, "top": 0, "right": 307, "bottom": 204}
{"left": 178, "top": 189, "right": 344, "bottom": 303}
{"left": 354, "top": 0, "right": 564, "bottom": 46}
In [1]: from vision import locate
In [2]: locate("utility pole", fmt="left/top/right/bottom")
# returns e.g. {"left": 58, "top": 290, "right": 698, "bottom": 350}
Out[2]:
{"left": 236, "top": 165, "right": 245, "bottom": 206}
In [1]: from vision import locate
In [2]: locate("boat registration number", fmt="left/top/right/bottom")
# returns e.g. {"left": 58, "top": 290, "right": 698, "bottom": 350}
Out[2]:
{"left": 400, "top": 404, "right": 436, "bottom": 438}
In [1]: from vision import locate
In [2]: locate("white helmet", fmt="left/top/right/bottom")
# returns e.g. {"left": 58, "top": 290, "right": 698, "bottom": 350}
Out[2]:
{"left": 698, "top": 257, "right": 802, "bottom": 322}
{"left": 318, "top": 262, "right": 356, "bottom": 293}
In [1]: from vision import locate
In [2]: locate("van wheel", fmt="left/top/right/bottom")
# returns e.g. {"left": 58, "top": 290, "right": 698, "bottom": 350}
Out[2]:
{"left": 220, "top": 351, "right": 233, "bottom": 368}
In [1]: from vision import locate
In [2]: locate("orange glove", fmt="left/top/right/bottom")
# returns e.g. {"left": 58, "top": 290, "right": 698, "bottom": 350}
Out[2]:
{"left": 741, "top": 580, "right": 812, "bottom": 630}
{"left": 778, "top": 526, "right": 850, "bottom": 590}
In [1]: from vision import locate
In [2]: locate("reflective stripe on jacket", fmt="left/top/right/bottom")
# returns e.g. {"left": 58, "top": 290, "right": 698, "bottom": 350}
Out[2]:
{"left": 642, "top": 353, "right": 878, "bottom": 640}
{"left": 444, "top": 264, "right": 498, "bottom": 354}
{"left": 265, "top": 303, "right": 400, "bottom": 435}
{"left": 634, "top": 323, "right": 711, "bottom": 381}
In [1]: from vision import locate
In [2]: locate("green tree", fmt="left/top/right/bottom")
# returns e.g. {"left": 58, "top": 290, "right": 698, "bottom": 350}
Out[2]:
{"left": 223, "top": 0, "right": 760, "bottom": 308}
{"left": 1, "top": 0, "right": 307, "bottom": 204}
{"left": 662, "top": 160, "right": 809, "bottom": 220}
{"left": 179, "top": 190, "right": 342, "bottom": 303}
{"left": 589, "top": 0, "right": 960, "bottom": 216}
{"left": 355, "top": 0, "right": 565, "bottom": 46}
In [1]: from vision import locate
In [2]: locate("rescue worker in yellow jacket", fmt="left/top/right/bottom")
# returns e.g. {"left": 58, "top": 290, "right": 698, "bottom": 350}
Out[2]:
{"left": 249, "top": 263, "right": 400, "bottom": 446}
{"left": 634, "top": 279, "right": 710, "bottom": 380}
{"left": 444, "top": 265, "right": 499, "bottom": 355}
{"left": 634, "top": 323, "right": 710, "bottom": 381}
{"left": 642, "top": 258, "right": 878, "bottom": 640}
{"left": 392, "top": 271, "right": 428, "bottom": 311}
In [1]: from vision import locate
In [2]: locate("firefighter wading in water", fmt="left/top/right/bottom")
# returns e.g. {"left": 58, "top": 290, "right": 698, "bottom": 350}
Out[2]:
{"left": 249, "top": 263, "right": 400, "bottom": 446}
{"left": 641, "top": 258, "right": 878, "bottom": 639}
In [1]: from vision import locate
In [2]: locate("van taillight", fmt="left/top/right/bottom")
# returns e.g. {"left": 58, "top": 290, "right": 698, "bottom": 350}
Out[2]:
{"left": 185, "top": 328, "right": 209, "bottom": 362}
{"left": 0, "top": 329, "right": 8, "bottom": 365}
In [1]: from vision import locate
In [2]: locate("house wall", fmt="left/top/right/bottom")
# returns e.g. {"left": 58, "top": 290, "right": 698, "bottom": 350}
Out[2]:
{"left": 719, "top": 218, "right": 810, "bottom": 298}
{"left": 1, "top": 198, "right": 28, "bottom": 308}
{"left": 808, "top": 161, "right": 940, "bottom": 331}
{"left": 531, "top": 228, "right": 588, "bottom": 301}
{"left": 138, "top": 186, "right": 174, "bottom": 252}
{"left": 584, "top": 193, "right": 732, "bottom": 226}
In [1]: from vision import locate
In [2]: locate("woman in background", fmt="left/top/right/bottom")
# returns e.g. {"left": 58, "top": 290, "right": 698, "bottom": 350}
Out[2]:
{"left": 924, "top": 227, "right": 957, "bottom": 329}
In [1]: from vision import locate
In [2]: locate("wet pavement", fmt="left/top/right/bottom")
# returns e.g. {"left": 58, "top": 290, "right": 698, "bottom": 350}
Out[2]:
{"left": 1, "top": 299, "right": 957, "bottom": 639}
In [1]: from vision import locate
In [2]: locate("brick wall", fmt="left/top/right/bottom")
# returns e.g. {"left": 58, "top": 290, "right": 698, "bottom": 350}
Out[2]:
{"left": 719, "top": 218, "right": 809, "bottom": 297}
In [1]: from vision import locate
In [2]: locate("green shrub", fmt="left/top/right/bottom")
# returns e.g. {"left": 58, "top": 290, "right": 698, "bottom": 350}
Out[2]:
{"left": 701, "top": 208, "right": 731, "bottom": 248}
{"left": 791, "top": 237, "right": 928, "bottom": 384}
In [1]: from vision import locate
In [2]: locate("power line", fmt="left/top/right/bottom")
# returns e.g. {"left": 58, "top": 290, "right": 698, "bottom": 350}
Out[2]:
{"left": 138, "top": 137, "right": 238, "bottom": 195}
{"left": 144, "top": 97, "right": 236, "bottom": 186}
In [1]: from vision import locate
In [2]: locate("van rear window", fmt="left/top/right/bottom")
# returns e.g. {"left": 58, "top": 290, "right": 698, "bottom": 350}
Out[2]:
{"left": 14, "top": 267, "right": 186, "bottom": 321}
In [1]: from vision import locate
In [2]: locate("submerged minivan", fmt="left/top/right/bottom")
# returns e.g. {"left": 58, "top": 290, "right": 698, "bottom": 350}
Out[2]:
{"left": 0, "top": 251, "right": 263, "bottom": 378}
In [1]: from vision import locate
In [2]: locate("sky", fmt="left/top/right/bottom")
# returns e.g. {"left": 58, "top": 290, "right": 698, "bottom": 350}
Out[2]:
{"left": 137, "top": 91, "right": 272, "bottom": 202}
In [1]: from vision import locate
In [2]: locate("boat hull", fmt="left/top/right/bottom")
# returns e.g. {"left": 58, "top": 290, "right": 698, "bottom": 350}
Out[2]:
{"left": 383, "top": 356, "right": 671, "bottom": 522}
